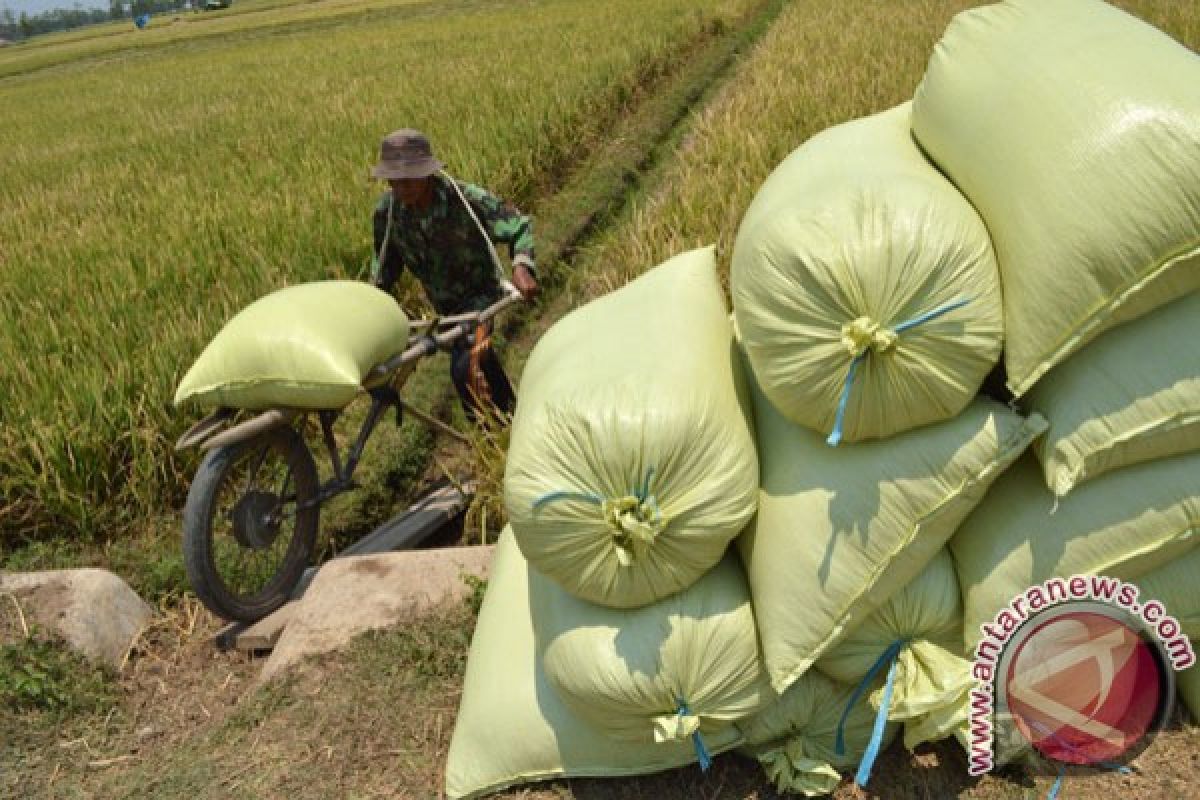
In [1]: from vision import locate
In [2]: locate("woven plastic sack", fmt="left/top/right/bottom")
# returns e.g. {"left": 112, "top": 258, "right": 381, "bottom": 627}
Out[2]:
{"left": 950, "top": 452, "right": 1200, "bottom": 652}
{"left": 815, "top": 549, "right": 971, "bottom": 751}
{"left": 532, "top": 550, "right": 769, "bottom": 752}
{"left": 731, "top": 102, "right": 1002, "bottom": 445}
{"left": 738, "top": 670, "right": 899, "bottom": 797}
{"left": 738, "top": 353, "right": 1044, "bottom": 694}
{"left": 445, "top": 528, "right": 742, "bottom": 799}
{"left": 1027, "top": 291, "right": 1200, "bottom": 498}
{"left": 912, "top": 0, "right": 1200, "bottom": 397}
{"left": 174, "top": 281, "right": 408, "bottom": 410}
{"left": 504, "top": 246, "right": 758, "bottom": 608}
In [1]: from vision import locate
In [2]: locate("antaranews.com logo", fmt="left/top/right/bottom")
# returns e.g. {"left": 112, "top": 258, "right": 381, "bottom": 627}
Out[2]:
{"left": 967, "top": 574, "right": 1195, "bottom": 777}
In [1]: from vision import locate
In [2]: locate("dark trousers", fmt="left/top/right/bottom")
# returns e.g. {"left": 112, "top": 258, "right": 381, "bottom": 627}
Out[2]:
{"left": 450, "top": 336, "right": 515, "bottom": 424}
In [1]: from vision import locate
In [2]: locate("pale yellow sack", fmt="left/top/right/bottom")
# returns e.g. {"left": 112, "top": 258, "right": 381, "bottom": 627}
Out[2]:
{"left": 738, "top": 352, "right": 1044, "bottom": 694}
{"left": 175, "top": 281, "right": 408, "bottom": 410}
{"left": 738, "top": 670, "right": 899, "bottom": 797}
{"left": 532, "top": 551, "right": 769, "bottom": 748}
{"left": 950, "top": 452, "right": 1200, "bottom": 653}
{"left": 445, "top": 528, "right": 742, "bottom": 799}
{"left": 816, "top": 550, "right": 972, "bottom": 751}
{"left": 505, "top": 246, "right": 758, "bottom": 608}
{"left": 912, "top": 0, "right": 1200, "bottom": 397}
{"left": 732, "top": 102, "right": 1002, "bottom": 444}
{"left": 1027, "top": 292, "right": 1200, "bottom": 497}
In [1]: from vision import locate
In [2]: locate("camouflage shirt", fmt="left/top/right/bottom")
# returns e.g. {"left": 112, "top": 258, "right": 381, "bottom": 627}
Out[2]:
{"left": 371, "top": 174, "right": 535, "bottom": 314}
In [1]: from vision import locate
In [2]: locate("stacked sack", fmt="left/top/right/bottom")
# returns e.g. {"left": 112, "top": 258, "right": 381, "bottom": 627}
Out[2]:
{"left": 911, "top": 0, "right": 1200, "bottom": 735}
{"left": 446, "top": 248, "right": 773, "bottom": 799}
{"left": 446, "top": 1, "right": 1199, "bottom": 795}
{"left": 730, "top": 100, "right": 1045, "bottom": 791}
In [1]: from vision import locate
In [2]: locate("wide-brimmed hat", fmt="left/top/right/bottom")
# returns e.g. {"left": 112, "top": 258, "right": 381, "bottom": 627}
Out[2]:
{"left": 371, "top": 128, "right": 443, "bottom": 180}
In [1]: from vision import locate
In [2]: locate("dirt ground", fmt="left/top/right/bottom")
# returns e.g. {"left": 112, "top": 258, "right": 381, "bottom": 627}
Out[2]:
{"left": 4, "top": 599, "right": 1198, "bottom": 800}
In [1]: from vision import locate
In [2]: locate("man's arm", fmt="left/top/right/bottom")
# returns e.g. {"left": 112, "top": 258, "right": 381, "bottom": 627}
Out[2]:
{"left": 371, "top": 194, "right": 403, "bottom": 292}
{"left": 462, "top": 183, "right": 539, "bottom": 298}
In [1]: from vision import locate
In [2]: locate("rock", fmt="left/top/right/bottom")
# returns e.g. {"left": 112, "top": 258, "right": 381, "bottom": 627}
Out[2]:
{"left": 258, "top": 545, "right": 494, "bottom": 683}
{"left": 0, "top": 569, "right": 155, "bottom": 670}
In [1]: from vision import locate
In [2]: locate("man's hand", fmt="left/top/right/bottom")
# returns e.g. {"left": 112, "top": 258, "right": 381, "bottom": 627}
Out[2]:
{"left": 512, "top": 264, "right": 540, "bottom": 300}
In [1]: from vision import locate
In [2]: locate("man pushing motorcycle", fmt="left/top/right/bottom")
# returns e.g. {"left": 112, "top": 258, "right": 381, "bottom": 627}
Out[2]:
{"left": 369, "top": 128, "right": 540, "bottom": 424}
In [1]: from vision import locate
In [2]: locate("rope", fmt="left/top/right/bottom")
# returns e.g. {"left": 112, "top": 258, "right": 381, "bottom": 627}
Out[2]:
{"left": 442, "top": 169, "right": 508, "bottom": 284}
{"left": 826, "top": 297, "right": 971, "bottom": 447}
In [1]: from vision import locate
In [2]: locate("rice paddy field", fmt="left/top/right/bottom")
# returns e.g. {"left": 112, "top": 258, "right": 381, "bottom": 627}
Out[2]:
{"left": 0, "top": 0, "right": 757, "bottom": 545}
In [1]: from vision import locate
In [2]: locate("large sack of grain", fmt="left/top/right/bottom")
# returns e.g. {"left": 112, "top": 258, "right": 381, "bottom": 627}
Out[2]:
{"left": 532, "top": 551, "right": 769, "bottom": 747}
{"left": 816, "top": 549, "right": 971, "bottom": 751}
{"left": 738, "top": 670, "right": 899, "bottom": 797}
{"left": 739, "top": 355, "right": 1044, "bottom": 693}
{"left": 174, "top": 281, "right": 409, "bottom": 410}
{"left": 950, "top": 452, "right": 1200, "bottom": 652}
{"left": 1026, "top": 292, "right": 1200, "bottom": 498}
{"left": 445, "top": 528, "right": 742, "bottom": 799}
{"left": 505, "top": 246, "right": 758, "bottom": 608}
{"left": 912, "top": 0, "right": 1200, "bottom": 397}
{"left": 731, "top": 102, "right": 1002, "bottom": 445}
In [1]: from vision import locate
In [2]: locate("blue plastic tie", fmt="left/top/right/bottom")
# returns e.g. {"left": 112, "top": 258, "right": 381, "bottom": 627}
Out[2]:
{"left": 1030, "top": 719, "right": 1132, "bottom": 800}
{"left": 531, "top": 490, "right": 603, "bottom": 512}
{"left": 1047, "top": 765, "right": 1065, "bottom": 800}
{"left": 827, "top": 354, "right": 865, "bottom": 446}
{"left": 677, "top": 699, "right": 712, "bottom": 772}
{"left": 834, "top": 638, "right": 906, "bottom": 757}
{"left": 892, "top": 297, "right": 972, "bottom": 334}
{"left": 854, "top": 643, "right": 903, "bottom": 788}
{"left": 826, "top": 297, "right": 971, "bottom": 447}
{"left": 637, "top": 466, "right": 656, "bottom": 502}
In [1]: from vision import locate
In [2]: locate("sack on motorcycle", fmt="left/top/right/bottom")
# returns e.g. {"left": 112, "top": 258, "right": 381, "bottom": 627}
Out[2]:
{"left": 911, "top": 0, "right": 1200, "bottom": 397}
{"left": 1026, "top": 292, "right": 1200, "bottom": 498}
{"left": 444, "top": 528, "right": 742, "bottom": 800}
{"left": 731, "top": 102, "right": 1002, "bottom": 445}
{"left": 174, "top": 281, "right": 409, "bottom": 410}
{"left": 504, "top": 246, "right": 758, "bottom": 609}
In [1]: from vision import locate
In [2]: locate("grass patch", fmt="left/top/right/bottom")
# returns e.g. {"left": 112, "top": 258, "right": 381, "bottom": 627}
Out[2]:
{"left": 0, "top": 638, "right": 118, "bottom": 713}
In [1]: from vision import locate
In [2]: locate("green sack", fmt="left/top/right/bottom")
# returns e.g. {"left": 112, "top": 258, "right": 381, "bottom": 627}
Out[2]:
{"left": 444, "top": 528, "right": 742, "bottom": 800}
{"left": 505, "top": 246, "right": 758, "bottom": 608}
{"left": 532, "top": 550, "right": 770, "bottom": 746}
{"left": 950, "top": 452, "right": 1200, "bottom": 652}
{"left": 1027, "top": 292, "right": 1200, "bottom": 497}
{"left": 174, "top": 281, "right": 409, "bottom": 410}
{"left": 739, "top": 356, "right": 1044, "bottom": 694}
{"left": 815, "top": 549, "right": 972, "bottom": 751}
{"left": 912, "top": 0, "right": 1200, "bottom": 397}
{"left": 731, "top": 102, "right": 1002, "bottom": 444}
{"left": 738, "top": 670, "right": 899, "bottom": 797}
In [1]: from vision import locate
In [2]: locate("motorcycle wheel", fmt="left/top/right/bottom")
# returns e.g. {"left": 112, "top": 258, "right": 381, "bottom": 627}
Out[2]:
{"left": 182, "top": 425, "right": 318, "bottom": 622}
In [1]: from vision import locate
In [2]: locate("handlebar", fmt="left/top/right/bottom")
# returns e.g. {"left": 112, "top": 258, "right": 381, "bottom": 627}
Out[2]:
{"left": 365, "top": 284, "right": 524, "bottom": 382}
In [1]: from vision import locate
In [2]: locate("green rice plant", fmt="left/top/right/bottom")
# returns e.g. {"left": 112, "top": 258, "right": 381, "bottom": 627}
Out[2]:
{"left": 0, "top": 0, "right": 756, "bottom": 545}
{"left": 578, "top": 0, "right": 1199, "bottom": 295}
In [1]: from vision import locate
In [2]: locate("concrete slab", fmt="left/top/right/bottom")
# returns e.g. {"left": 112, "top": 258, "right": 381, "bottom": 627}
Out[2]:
{"left": 258, "top": 545, "right": 494, "bottom": 683}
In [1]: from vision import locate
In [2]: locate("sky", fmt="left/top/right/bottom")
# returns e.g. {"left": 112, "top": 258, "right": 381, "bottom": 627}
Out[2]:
{"left": 1, "top": 0, "right": 109, "bottom": 16}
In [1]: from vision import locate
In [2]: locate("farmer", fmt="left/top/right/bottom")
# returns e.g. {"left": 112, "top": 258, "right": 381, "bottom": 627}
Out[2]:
{"left": 369, "top": 128, "right": 539, "bottom": 423}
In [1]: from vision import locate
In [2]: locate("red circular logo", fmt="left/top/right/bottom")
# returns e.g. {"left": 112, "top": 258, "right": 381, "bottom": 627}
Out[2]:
{"left": 1002, "top": 610, "right": 1164, "bottom": 765}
